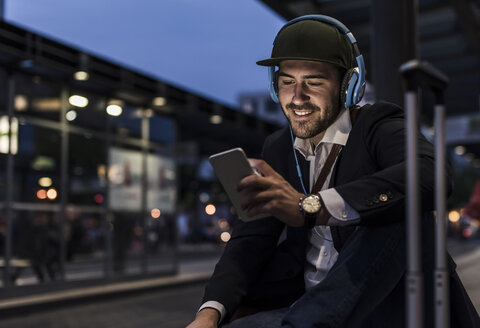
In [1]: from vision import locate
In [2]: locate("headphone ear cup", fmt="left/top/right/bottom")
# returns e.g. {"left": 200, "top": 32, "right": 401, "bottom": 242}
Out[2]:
{"left": 340, "top": 68, "right": 355, "bottom": 108}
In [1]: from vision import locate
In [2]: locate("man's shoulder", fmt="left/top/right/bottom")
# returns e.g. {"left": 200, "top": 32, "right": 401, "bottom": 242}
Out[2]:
{"left": 354, "top": 101, "right": 404, "bottom": 127}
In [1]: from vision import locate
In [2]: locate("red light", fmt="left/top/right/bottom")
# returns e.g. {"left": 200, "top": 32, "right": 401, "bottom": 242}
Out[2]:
{"left": 462, "top": 228, "right": 472, "bottom": 238}
{"left": 94, "top": 193, "right": 104, "bottom": 204}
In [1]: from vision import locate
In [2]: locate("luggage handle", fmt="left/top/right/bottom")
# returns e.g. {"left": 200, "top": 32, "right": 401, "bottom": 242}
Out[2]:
{"left": 400, "top": 59, "right": 450, "bottom": 328}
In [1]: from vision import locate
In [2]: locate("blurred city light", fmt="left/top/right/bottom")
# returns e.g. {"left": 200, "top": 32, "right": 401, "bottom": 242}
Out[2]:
{"left": 0, "top": 116, "right": 18, "bottom": 154}
{"left": 66, "top": 110, "right": 77, "bottom": 121}
{"left": 209, "top": 115, "right": 222, "bottom": 124}
{"left": 220, "top": 231, "right": 231, "bottom": 242}
{"left": 448, "top": 210, "right": 461, "bottom": 223}
{"left": 69, "top": 95, "right": 89, "bottom": 108}
{"left": 151, "top": 208, "right": 161, "bottom": 218}
{"left": 454, "top": 145, "right": 466, "bottom": 155}
{"left": 36, "top": 189, "right": 47, "bottom": 200}
{"left": 199, "top": 192, "right": 210, "bottom": 203}
{"left": 38, "top": 177, "right": 52, "bottom": 187}
{"left": 218, "top": 218, "right": 229, "bottom": 230}
{"left": 14, "top": 95, "right": 28, "bottom": 111}
{"left": 205, "top": 204, "right": 216, "bottom": 215}
{"left": 94, "top": 193, "right": 104, "bottom": 204}
{"left": 153, "top": 97, "right": 166, "bottom": 106}
{"left": 106, "top": 104, "right": 123, "bottom": 116}
{"left": 74, "top": 70, "right": 90, "bottom": 81}
{"left": 462, "top": 228, "right": 472, "bottom": 238}
{"left": 47, "top": 188, "right": 58, "bottom": 200}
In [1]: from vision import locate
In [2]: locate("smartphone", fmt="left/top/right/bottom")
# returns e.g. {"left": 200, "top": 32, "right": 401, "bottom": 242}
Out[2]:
{"left": 209, "top": 148, "right": 268, "bottom": 222}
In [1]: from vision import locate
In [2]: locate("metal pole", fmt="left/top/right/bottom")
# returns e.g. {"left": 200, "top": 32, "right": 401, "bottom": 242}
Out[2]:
{"left": 405, "top": 90, "right": 423, "bottom": 328}
{"left": 59, "top": 86, "right": 69, "bottom": 281}
{"left": 434, "top": 103, "right": 449, "bottom": 328}
{"left": 141, "top": 111, "right": 149, "bottom": 274}
{"left": 3, "top": 72, "right": 15, "bottom": 288}
{"left": 104, "top": 109, "right": 113, "bottom": 278}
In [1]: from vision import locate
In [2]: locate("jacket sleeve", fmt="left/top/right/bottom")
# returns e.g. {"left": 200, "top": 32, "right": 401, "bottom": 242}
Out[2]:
{"left": 335, "top": 102, "right": 453, "bottom": 225}
{"left": 202, "top": 133, "right": 286, "bottom": 319}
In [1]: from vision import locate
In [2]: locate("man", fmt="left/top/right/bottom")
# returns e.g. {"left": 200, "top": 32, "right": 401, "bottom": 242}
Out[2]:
{"left": 187, "top": 15, "right": 478, "bottom": 328}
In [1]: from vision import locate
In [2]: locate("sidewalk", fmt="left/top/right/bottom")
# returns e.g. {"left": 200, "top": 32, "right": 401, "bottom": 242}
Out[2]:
{"left": 0, "top": 243, "right": 223, "bottom": 316}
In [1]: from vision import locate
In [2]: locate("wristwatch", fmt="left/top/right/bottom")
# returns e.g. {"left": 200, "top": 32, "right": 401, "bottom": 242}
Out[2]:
{"left": 299, "top": 194, "right": 321, "bottom": 228}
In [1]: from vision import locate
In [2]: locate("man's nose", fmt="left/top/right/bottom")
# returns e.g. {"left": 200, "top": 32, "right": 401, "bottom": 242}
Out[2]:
{"left": 292, "top": 83, "right": 310, "bottom": 104}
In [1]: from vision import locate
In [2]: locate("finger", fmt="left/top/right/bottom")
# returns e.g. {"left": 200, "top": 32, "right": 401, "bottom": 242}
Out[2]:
{"left": 237, "top": 174, "right": 271, "bottom": 192}
{"left": 247, "top": 159, "right": 282, "bottom": 179}
{"left": 240, "top": 188, "right": 277, "bottom": 210}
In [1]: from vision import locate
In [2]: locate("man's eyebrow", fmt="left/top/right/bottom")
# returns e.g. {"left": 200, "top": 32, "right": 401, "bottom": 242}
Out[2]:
{"left": 278, "top": 72, "right": 328, "bottom": 79}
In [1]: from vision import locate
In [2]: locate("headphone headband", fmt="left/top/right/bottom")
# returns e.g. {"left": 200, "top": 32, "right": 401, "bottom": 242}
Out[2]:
{"left": 268, "top": 14, "right": 365, "bottom": 108}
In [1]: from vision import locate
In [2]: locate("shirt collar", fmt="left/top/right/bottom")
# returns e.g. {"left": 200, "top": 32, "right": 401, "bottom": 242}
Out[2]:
{"left": 294, "top": 108, "right": 352, "bottom": 158}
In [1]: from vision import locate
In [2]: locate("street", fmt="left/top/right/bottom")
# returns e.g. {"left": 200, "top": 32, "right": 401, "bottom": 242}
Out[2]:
{"left": 0, "top": 238, "right": 478, "bottom": 327}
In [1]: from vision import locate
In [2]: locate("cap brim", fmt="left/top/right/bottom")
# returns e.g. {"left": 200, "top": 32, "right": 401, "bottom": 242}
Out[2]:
{"left": 256, "top": 57, "right": 349, "bottom": 68}
{"left": 256, "top": 58, "right": 283, "bottom": 66}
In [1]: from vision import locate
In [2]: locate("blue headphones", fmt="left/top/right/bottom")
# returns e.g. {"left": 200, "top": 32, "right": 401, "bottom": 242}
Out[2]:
{"left": 268, "top": 14, "right": 366, "bottom": 109}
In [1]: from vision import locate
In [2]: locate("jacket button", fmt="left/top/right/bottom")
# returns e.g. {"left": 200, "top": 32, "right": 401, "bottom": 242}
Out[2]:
{"left": 379, "top": 194, "right": 388, "bottom": 202}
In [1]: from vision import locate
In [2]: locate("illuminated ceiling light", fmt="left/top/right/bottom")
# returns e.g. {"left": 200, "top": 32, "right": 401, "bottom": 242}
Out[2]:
{"left": 106, "top": 104, "right": 123, "bottom": 116}
{"left": 205, "top": 204, "right": 216, "bottom": 215}
{"left": 14, "top": 95, "right": 28, "bottom": 111}
{"left": 448, "top": 210, "right": 460, "bottom": 223}
{"left": 66, "top": 110, "right": 77, "bottom": 121}
{"left": 210, "top": 115, "right": 222, "bottom": 124}
{"left": 47, "top": 188, "right": 58, "bottom": 200}
{"left": 38, "top": 177, "right": 52, "bottom": 188}
{"left": 220, "top": 232, "right": 231, "bottom": 243}
{"left": 454, "top": 145, "right": 466, "bottom": 156}
{"left": 37, "top": 189, "right": 47, "bottom": 200}
{"left": 73, "top": 70, "right": 89, "bottom": 81}
{"left": 152, "top": 97, "right": 166, "bottom": 107}
{"left": 69, "top": 95, "right": 89, "bottom": 108}
{"left": 151, "top": 208, "right": 161, "bottom": 219}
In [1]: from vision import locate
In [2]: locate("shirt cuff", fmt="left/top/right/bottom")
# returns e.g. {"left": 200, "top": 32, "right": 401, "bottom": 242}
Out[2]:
{"left": 198, "top": 301, "right": 226, "bottom": 323}
{"left": 319, "top": 188, "right": 360, "bottom": 226}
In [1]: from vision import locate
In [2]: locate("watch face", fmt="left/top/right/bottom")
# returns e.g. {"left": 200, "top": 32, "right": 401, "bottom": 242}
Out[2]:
{"left": 302, "top": 195, "right": 321, "bottom": 214}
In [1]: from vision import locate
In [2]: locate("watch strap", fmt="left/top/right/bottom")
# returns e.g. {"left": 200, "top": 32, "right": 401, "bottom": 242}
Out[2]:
{"left": 303, "top": 211, "right": 317, "bottom": 229}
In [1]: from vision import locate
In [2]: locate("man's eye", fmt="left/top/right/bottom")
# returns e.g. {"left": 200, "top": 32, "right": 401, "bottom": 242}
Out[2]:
{"left": 308, "top": 81, "right": 322, "bottom": 86}
{"left": 281, "top": 80, "right": 294, "bottom": 85}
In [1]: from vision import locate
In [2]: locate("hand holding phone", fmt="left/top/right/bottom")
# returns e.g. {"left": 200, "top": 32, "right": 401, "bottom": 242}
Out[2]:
{"left": 209, "top": 148, "right": 268, "bottom": 222}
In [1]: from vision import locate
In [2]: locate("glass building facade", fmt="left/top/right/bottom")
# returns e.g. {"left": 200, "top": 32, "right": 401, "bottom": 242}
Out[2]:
{"left": 0, "top": 20, "right": 277, "bottom": 295}
{"left": 0, "top": 67, "right": 178, "bottom": 288}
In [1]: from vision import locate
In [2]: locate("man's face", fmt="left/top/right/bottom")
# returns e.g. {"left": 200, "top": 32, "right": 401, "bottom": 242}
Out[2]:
{"left": 277, "top": 60, "right": 341, "bottom": 143}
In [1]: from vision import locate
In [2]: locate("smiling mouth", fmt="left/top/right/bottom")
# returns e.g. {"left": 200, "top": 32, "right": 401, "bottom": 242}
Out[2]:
{"left": 293, "top": 109, "right": 313, "bottom": 117}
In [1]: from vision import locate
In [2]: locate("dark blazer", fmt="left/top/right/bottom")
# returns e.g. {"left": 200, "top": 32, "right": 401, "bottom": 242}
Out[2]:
{"left": 202, "top": 102, "right": 479, "bottom": 326}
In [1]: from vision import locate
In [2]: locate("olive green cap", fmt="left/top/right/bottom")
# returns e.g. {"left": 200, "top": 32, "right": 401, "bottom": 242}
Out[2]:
{"left": 257, "top": 19, "right": 353, "bottom": 69}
